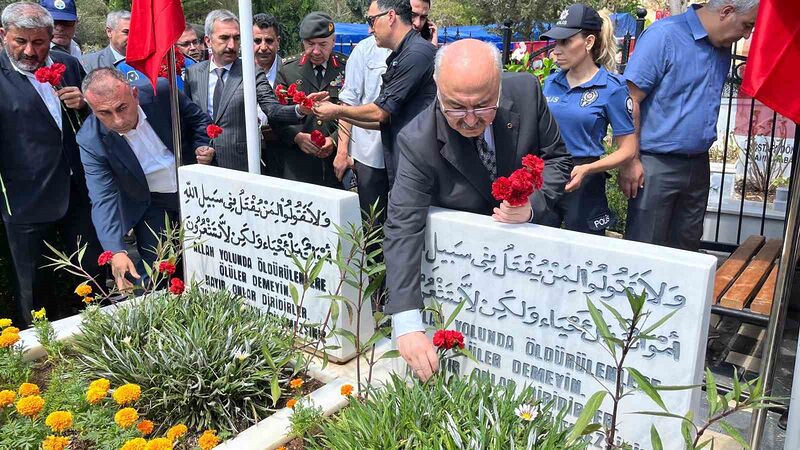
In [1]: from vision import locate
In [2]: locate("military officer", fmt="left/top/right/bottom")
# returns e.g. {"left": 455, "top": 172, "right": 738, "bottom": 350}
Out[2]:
{"left": 273, "top": 12, "right": 347, "bottom": 188}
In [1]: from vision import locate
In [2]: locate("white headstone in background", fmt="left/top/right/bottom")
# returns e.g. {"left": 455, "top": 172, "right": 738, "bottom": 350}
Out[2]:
{"left": 415, "top": 208, "right": 715, "bottom": 450}
{"left": 179, "top": 165, "right": 370, "bottom": 362}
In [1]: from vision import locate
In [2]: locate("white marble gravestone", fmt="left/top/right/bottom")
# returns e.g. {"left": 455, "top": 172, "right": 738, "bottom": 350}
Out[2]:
{"left": 179, "top": 165, "right": 370, "bottom": 361}
{"left": 416, "top": 208, "right": 715, "bottom": 450}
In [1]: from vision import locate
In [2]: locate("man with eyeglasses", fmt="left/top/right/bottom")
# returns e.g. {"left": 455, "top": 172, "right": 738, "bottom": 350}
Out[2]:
{"left": 410, "top": 0, "right": 437, "bottom": 44}
{"left": 382, "top": 39, "right": 571, "bottom": 382}
{"left": 313, "top": 0, "right": 436, "bottom": 187}
{"left": 176, "top": 22, "right": 205, "bottom": 62}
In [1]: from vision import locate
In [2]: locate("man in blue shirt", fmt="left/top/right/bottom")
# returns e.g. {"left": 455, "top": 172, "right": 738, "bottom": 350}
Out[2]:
{"left": 620, "top": 0, "right": 757, "bottom": 251}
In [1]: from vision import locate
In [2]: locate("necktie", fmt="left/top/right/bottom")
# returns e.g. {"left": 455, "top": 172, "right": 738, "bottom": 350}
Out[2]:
{"left": 212, "top": 67, "right": 226, "bottom": 117}
{"left": 314, "top": 65, "right": 325, "bottom": 85}
{"left": 473, "top": 134, "right": 497, "bottom": 181}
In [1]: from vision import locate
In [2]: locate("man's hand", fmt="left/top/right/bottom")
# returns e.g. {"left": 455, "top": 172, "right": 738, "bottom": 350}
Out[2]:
{"left": 492, "top": 200, "right": 533, "bottom": 224}
{"left": 111, "top": 252, "right": 140, "bottom": 292}
{"left": 194, "top": 146, "right": 215, "bottom": 165}
{"left": 333, "top": 152, "right": 354, "bottom": 181}
{"left": 428, "top": 20, "right": 439, "bottom": 44}
{"left": 565, "top": 165, "right": 589, "bottom": 192}
{"left": 312, "top": 101, "right": 340, "bottom": 121}
{"left": 397, "top": 331, "right": 439, "bottom": 381}
{"left": 316, "top": 137, "right": 335, "bottom": 159}
{"left": 307, "top": 91, "right": 330, "bottom": 103}
{"left": 56, "top": 86, "right": 85, "bottom": 110}
{"left": 618, "top": 157, "right": 645, "bottom": 199}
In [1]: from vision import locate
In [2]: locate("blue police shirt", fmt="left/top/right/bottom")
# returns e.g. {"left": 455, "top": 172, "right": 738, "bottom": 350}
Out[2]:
{"left": 543, "top": 66, "right": 634, "bottom": 158}
{"left": 624, "top": 5, "right": 730, "bottom": 155}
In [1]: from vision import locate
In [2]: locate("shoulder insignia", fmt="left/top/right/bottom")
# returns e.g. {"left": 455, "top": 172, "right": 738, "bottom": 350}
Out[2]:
{"left": 282, "top": 55, "right": 299, "bottom": 65}
{"left": 299, "top": 54, "right": 308, "bottom": 65}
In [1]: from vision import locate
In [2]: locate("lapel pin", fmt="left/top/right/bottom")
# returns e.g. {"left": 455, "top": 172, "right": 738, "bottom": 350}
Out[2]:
{"left": 507, "top": 123, "right": 513, "bottom": 129}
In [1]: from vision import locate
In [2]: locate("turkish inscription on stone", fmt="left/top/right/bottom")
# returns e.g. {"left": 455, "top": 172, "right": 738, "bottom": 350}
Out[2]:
{"left": 179, "top": 165, "right": 370, "bottom": 361}
{"left": 418, "top": 208, "right": 715, "bottom": 450}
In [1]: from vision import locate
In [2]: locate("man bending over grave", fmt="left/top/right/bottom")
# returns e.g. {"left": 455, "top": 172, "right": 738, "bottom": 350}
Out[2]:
{"left": 384, "top": 39, "right": 572, "bottom": 381}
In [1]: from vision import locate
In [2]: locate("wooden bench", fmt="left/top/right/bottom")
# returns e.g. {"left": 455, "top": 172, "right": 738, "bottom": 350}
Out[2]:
{"left": 714, "top": 235, "right": 782, "bottom": 316}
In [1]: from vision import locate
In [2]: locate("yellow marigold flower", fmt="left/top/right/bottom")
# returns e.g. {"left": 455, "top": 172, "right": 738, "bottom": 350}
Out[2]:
{"left": 18, "top": 383, "right": 40, "bottom": 397}
{"left": 15, "top": 395, "right": 45, "bottom": 417}
{"left": 86, "top": 387, "right": 107, "bottom": 404}
{"left": 113, "top": 383, "right": 142, "bottom": 406}
{"left": 0, "top": 318, "right": 11, "bottom": 328}
{"left": 166, "top": 423, "right": 188, "bottom": 441}
{"left": 120, "top": 438, "right": 148, "bottom": 450}
{"left": 198, "top": 429, "right": 221, "bottom": 450}
{"left": 289, "top": 378, "right": 304, "bottom": 390}
{"left": 42, "top": 435, "right": 70, "bottom": 450}
{"left": 340, "top": 384, "right": 354, "bottom": 396}
{"left": 32, "top": 308, "right": 46, "bottom": 321}
{"left": 136, "top": 419, "right": 154, "bottom": 435}
{"left": 144, "top": 437, "right": 173, "bottom": 450}
{"left": 89, "top": 378, "right": 111, "bottom": 392}
{"left": 286, "top": 398, "right": 297, "bottom": 409}
{"left": 74, "top": 284, "right": 92, "bottom": 297}
{"left": 114, "top": 407, "right": 139, "bottom": 428}
{"left": 45, "top": 410, "right": 73, "bottom": 432}
{"left": 0, "top": 390, "right": 16, "bottom": 407}
{"left": 0, "top": 331, "right": 19, "bottom": 348}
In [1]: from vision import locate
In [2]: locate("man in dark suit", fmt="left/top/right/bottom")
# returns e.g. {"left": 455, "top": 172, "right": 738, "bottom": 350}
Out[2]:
{"left": 81, "top": 10, "right": 130, "bottom": 72}
{"left": 183, "top": 9, "right": 306, "bottom": 172}
{"left": 0, "top": 2, "right": 102, "bottom": 326}
{"left": 384, "top": 40, "right": 572, "bottom": 381}
{"left": 77, "top": 68, "right": 215, "bottom": 290}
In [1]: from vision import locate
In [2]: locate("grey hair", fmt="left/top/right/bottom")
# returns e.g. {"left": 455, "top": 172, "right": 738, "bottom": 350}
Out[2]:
{"left": 707, "top": 0, "right": 759, "bottom": 12}
{"left": 205, "top": 9, "right": 239, "bottom": 38}
{"left": 82, "top": 67, "right": 130, "bottom": 97}
{"left": 106, "top": 10, "right": 131, "bottom": 29}
{"left": 434, "top": 40, "right": 502, "bottom": 80}
{"left": 1, "top": 2, "right": 53, "bottom": 33}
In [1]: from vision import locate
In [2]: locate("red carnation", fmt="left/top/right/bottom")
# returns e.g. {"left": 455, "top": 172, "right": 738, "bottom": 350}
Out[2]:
{"left": 292, "top": 91, "right": 307, "bottom": 104}
{"left": 432, "top": 329, "right": 447, "bottom": 348}
{"left": 275, "top": 84, "right": 286, "bottom": 94}
{"left": 206, "top": 124, "right": 223, "bottom": 139}
{"left": 522, "top": 154, "right": 544, "bottom": 174}
{"left": 97, "top": 251, "right": 114, "bottom": 266}
{"left": 277, "top": 95, "right": 288, "bottom": 105}
{"left": 301, "top": 96, "right": 315, "bottom": 110}
{"left": 34, "top": 66, "right": 51, "bottom": 84}
{"left": 287, "top": 83, "right": 298, "bottom": 96}
{"left": 491, "top": 176, "right": 512, "bottom": 202}
{"left": 310, "top": 130, "right": 326, "bottom": 148}
{"left": 506, "top": 168, "right": 534, "bottom": 206}
{"left": 158, "top": 261, "right": 176, "bottom": 275}
{"left": 169, "top": 278, "right": 185, "bottom": 295}
{"left": 447, "top": 330, "right": 465, "bottom": 349}
{"left": 35, "top": 63, "right": 67, "bottom": 87}
{"left": 433, "top": 329, "right": 465, "bottom": 350}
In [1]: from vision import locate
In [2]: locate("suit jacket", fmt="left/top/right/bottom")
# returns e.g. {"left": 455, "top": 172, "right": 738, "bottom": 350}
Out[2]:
{"left": 76, "top": 79, "right": 210, "bottom": 252}
{"left": 273, "top": 52, "right": 348, "bottom": 188}
{"left": 81, "top": 46, "right": 117, "bottom": 73}
{"left": 183, "top": 58, "right": 299, "bottom": 171}
{"left": 0, "top": 51, "right": 89, "bottom": 224}
{"left": 383, "top": 72, "right": 573, "bottom": 315}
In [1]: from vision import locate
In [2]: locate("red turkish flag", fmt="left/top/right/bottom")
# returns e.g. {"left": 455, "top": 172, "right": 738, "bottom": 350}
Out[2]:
{"left": 741, "top": 0, "right": 800, "bottom": 123}
{"left": 126, "top": 0, "right": 185, "bottom": 90}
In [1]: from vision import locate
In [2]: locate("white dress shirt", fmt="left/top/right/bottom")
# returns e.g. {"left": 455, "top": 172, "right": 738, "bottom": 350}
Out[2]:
{"left": 50, "top": 40, "right": 82, "bottom": 58}
{"left": 338, "top": 36, "right": 391, "bottom": 169}
{"left": 120, "top": 106, "right": 178, "bottom": 193}
{"left": 393, "top": 126, "right": 496, "bottom": 338}
{"left": 207, "top": 60, "right": 234, "bottom": 118}
{"left": 9, "top": 57, "right": 62, "bottom": 131}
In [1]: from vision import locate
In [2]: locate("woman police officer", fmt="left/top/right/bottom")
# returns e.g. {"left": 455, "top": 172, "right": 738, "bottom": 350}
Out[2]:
{"left": 540, "top": 4, "right": 638, "bottom": 234}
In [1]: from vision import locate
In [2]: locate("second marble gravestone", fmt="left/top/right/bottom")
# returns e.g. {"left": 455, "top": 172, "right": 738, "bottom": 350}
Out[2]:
{"left": 417, "top": 207, "right": 716, "bottom": 450}
{"left": 179, "top": 165, "right": 372, "bottom": 362}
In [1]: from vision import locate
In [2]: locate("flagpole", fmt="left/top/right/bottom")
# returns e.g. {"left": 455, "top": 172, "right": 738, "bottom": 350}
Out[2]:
{"left": 238, "top": 0, "right": 261, "bottom": 174}
{"left": 167, "top": 47, "right": 186, "bottom": 276}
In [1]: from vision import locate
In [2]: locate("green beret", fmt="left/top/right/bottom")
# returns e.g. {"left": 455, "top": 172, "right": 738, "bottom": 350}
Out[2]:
{"left": 299, "top": 12, "right": 335, "bottom": 39}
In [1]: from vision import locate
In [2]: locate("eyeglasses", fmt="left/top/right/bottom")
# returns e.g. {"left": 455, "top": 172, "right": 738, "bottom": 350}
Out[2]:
{"left": 438, "top": 90, "right": 501, "bottom": 120}
{"left": 176, "top": 39, "right": 199, "bottom": 48}
{"left": 366, "top": 10, "right": 391, "bottom": 27}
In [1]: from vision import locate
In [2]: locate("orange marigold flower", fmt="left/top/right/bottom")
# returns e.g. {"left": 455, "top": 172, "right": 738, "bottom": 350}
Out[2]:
{"left": 45, "top": 410, "right": 73, "bottom": 432}
{"left": 82, "top": 296, "right": 95, "bottom": 304}
{"left": 15, "top": 395, "right": 45, "bottom": 417}
{"left": 0, "top": 331, "right": 20, "bottom": 348}
{"left": 277, "top": 447, "right": 287, "bottom": 450}
{"left": 198, "top": 429, "right": 221, "bottom": 450}
{"left": 166, "top": 423, "right": 188, "bottom": 441}
{"left": 144, "top": 437, "right": 173, "bottom": 450}
{"left": 86, "top": 387, "right": 107, "bottom": 404}
{"left": 289, "top": 378, "right": 304, "bottom": 390}
{"left": 114, "top": 407, "right": 139, "bottom": 428}
{"left": 42, "top": 435, "right": 70, "bottom": 450}
{"left": 113, "top": 383, "right": 141, "bottom": 405}
{"left": 89, "top": 378, "right": 110, "bottom": 391}
{"left": 286, "top": 398, "right": 297, "bottom": 409}
{"left": 137, "top": 419, "right": 154, "bottom": 435}
{"left": 120, "top": 438, "right": 148, "bottom": 450}
{"left": 0, "top": 390, "right": 16, "bottom": 407}
{"left": 18, "top": 383, "right": 40, "bottom": 397}
{"left": 74, "top": 284, "right": 92, "bottom": 297}
{"left": 340, "top": 384, "right": 354, "bottom": 396}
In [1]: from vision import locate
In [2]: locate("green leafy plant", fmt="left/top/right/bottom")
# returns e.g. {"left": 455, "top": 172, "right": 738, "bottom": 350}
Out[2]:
{"left": 506, "top": 51, "right": 556, "bottom": 85}
{"left": 289, "top": 398, "right": 324, "bottom": 438}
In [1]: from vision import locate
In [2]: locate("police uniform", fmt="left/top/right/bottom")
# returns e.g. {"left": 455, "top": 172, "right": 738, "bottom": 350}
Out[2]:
{"left": 538, "top": 4, "right": 634, "bottom": 235}
{"left": 272, "top": 13, "right": 347, "bottom": 189}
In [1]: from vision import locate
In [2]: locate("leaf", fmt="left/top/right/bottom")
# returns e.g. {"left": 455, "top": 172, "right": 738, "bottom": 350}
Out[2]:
{"left": 456, "top": 346, "right": 478, "bottom": 364}
{"left": 681, "top": 411, "right": 695, "bottom": 448}
{"left": 587, "top": 298, "right": 616, "bottom": 356}
{"left": 290, "top": 284, "right": 299, "bottom": 306}
{"left": 334, "top": 328, "right": 357, "bottom": 346}
{"left": 566, "top": 391, "right": 605, "bottom": 444}
{"left": 627, "top": 367, "right": 667, "bottom": 411}
{"left": 718, "top": 421, "right": 750, "bottom": 449}
{"left": 270, "top": 375, "right": 281, "bottom": 407}
{"left": 444, "top": 299, "right": 467, "bottom": 329}
{"left": 650, "top": 425, "right": 664, "bottom": 450}
{"left": 705, "top": 368, "right": 719, "bottom": 415}
{"left": 379, "top": 349, "right": 401, "bottom": 360}
{"left": 640, "top": 309, "right": 679, "bottom": 337}
{"left": 307, "top": 254, "right": 327, "bottom": 289}
{"left": 600, "top": 300, "right": 630, "bottom": 332}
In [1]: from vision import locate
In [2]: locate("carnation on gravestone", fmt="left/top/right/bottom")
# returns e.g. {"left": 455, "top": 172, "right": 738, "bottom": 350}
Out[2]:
{"left": 169, "top": 278, "right": 185, "bottom": 295}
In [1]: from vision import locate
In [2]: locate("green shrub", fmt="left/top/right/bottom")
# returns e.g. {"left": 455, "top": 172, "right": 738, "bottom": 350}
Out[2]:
{"left": 71, "top": 286, "right": 303, "bottom": 433}
{"left": 308, "top": 373, "right": 591, "bottom": 450}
